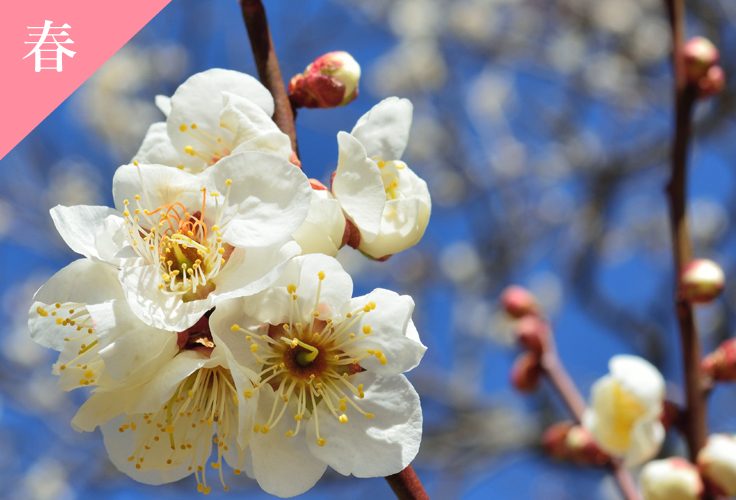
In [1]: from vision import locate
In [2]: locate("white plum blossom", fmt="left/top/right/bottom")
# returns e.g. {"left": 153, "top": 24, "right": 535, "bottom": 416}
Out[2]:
{"left": 50, "top": 153, "right": 311, "bottom": 331}
{"left": 134, "top": 68, "right": 295, "bottom": 173}
{"left": 582, "top": 355, "right": 666, "bottom": 467}
{"left": 209, "top": 254, "right": 426, "bottom": 497}
{"left": 697, "top": 434, "right": 736, "bottom": 496}
{"left": 331, "top": 97, "right": 431, "bottom": 260}
{"left": 640, "top": 458, "right": 703, "bottom": 500}
{"left": 67, "top": 301, "right": 256, "bottom": 494}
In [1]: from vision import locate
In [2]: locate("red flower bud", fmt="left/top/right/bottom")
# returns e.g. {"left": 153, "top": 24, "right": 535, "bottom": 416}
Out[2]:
{"left": 683, "top": 37, "right": 720, "bottom": 84}
{"left": 500, "top": 286, "right": 539, "bottom": 319}
{"left": 680, "top": 259, "right": 725, "bottom": 304}
{"left": 542, "top": 422, "right": 609, "bottom": 466}
{"left": 698, "top": 65, "right": 726, "bottom": 98}
{"left": 514, "top": 315, "right": 547, "bottom": 354}
{"left": 289, "top": 51, "right": 361, "bottom": 109}
{"left": 702, "top": 338, "right": 736, "bottom": 382}
{"left": 510, "top": 351, "right": 542, "bottom": 392}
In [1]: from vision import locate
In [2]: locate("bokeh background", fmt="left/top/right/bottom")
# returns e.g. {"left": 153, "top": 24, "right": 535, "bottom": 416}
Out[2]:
{"left": 2, "top": 0, "right": 736, "bottom": 498}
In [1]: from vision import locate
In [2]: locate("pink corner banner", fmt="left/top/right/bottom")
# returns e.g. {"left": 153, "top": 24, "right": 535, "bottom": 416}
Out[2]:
{"left": 0, "top": 0, "right": 172, "bottom": 161}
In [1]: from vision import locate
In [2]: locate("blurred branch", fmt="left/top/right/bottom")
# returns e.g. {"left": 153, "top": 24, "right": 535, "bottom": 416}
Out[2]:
{"left": 239, "top": 0, "right": 299, "bottom": 156}
{"left": 541, "top": 336, "right": 641, "bottom": 500}
{"left": 663, "top": 0, "right": 709, "bottom": 461}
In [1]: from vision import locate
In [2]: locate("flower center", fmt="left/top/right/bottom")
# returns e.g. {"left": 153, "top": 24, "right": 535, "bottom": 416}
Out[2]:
{"left": 604, "top": 382, "right": 648, "bottom": 450}
{"left": 177, "top": 311, "right": 216, "bottom": 357}
{"left": 231, "top": 271, "right": 386, "bottom": 448}
{"left": 373, "top": 158, "right": 407, "bottom": 201}
{"left": 122, "top": 167, "right": 234, "bottom": 301}
{"left": 178, "top": 123, "right": 232, "bottom": 167}
{"left": 118, "top": 366, "right": 241, "bottom": 494}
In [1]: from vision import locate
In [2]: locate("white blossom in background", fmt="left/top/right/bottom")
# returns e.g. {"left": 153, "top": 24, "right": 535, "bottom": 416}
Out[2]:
{"left": 49, "top": 154, "right": 311, "bottom": 331}
{"left": 210, "top": 254, "right": 426, "bottom": 497}
{"left": 75, "top": 44, "right": 189, "bottom": 159}
{"left": 640, "top": 458, "right": 703, "bottom": 500}
{"left": 134, "top": 68, "right": 294, "bottom": 173}
{"left": 332, "top": 97, "right": 431, "bottom": 260}
{"left": 582, "top": 355, "right": 665, "bottom": 466}
{"left": 697, "top": 434, "right": 736, "bottom": 496}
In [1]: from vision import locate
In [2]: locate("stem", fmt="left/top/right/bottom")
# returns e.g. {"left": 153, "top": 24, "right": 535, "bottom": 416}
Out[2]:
{"left": 239, "top": 0, "right": 299, "bottom": 156}
{"left": 663, "top": 0, "right": 708, "bottom": 460}
{"left": 540, "top": 339, "right": 642, "bottom": 500}
{"left": 384, "top": 465, "right": 430, "bottom": 500}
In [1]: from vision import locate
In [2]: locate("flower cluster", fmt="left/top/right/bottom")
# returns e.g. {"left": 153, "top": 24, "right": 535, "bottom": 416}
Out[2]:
{"left": 28, "top": 65, "right": 430, "bottom": 497}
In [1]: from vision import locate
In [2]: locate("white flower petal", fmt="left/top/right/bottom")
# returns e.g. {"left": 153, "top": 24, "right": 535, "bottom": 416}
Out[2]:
{"left": 155, "top": 95, "right": 172, "bottom": 117}
{"left": 293, "top": 190, "right": 346, "bottom": 257}
{"left": 292, "top": 221, "right": 340, "bottom": 257}
{"left": 127, "top": 349, "right": 224, "bottom": 415}
{"left": 306, "top": 372, "right": 422, "bottom": 478}
{"left": 212, "top": 241, "right": 302, "bottom": 301}
{"left": 351, "top": 97, "right": 413, "bottom": 160}
{"left": 101, "top": 413, "right": 210, "bottom": 485}
{"left": 112, "top": 163, "right": 201, "bottom": 214}
{"left": 50, "top": 205, "right": 124, "bottom": 262}
{"left": 340, "top": 289, "right": 425, "bottom": 375}
{"left": 209, "top": 298, "right": 274, "bottom": 372}
{"left": 250, "top": 386, "right": 327, "bottom": 497}
{"left": 133, "top": 122, "right": 199, "bottom": 171}
{"left": 118, "top": 263, "right": 216, "bottom": 331}
{"left": 220, "top": 92, "right": 292, "bottom": 160}
{"left": 89, "top": 299, "right": 178, "bottom": 384}
{"left": 624, "top": 419, "right": 665, "bottom": 467}
{"left": 332, "top": 132, "right": 385, "bottom": 242}
{"left": 203, "top": 152, "right": 311, "bottom": 248}
{"left": 167, "top": 69, "right": 274, "bottom": 158}
{"left": 29, "top": 259, "right": 123, "bottom": 350}
{"left": 71, "top": 390, "right": 137, "bottom": 432}
{"left": 609, "top": 355, "right": 665, "bottom": 411}
{"left": 222, "top": 441, "right": 255, "bottom": 479}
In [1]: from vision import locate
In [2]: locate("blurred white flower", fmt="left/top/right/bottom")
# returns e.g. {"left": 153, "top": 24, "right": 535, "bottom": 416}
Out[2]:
{"left": 583, "top": 355, "right": 665, "bottom": 467}
{"left": 697, "top": 434, "right": 736, "bottom": 496}
{"left": 640, "top": 458, "right": 703, "bottom": 500}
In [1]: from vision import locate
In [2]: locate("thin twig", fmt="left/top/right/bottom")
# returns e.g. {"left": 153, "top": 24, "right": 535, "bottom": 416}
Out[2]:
{"left": 540, "top": 338, "right": 642, "bottom": 500}
{"left": 663, "top": 0, "right": 709, "bottom": 460}
{"left": 239, "top": 0, "right": 299, "bottom": 156}
{"left": 385, "top": 465, "right": 431, "bottom": 500}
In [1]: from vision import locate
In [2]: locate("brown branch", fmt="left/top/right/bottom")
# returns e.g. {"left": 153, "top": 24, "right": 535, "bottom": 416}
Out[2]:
{"left": 663, "top": 0, "right": 709, "bottom": 460}
{"left": 239, "top": 0, "right": 299, "bottom": 156}
{"left": 385, "top": 465, "right": 430, "bottom": 500}
{"left": 540, "top": 338, "right": 642, "bottom": 500}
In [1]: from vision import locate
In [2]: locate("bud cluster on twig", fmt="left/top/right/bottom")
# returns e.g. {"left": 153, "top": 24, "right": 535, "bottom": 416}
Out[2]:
{"left": 682, "top": 37, "right": 726, "bottom": 99}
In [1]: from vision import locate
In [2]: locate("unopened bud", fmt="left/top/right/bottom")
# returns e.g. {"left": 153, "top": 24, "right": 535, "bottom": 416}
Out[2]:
{"left": 698, "top": 65, "right": 726, "bottom": 99}
{"left": 565, "top": 425, "right": 609, "bottom": 465}
{"left": 514, "top": 315, "right": 547, "bottom": 354}
{"left": 289, "top": 51, "right": 361, "bottom": 109}
{"left": 500, "top": 286, "right": 539, "bottom": 319}
{"left": 542, "top": 422, "right": 609, "bottom": 465}
{"left": 703, "top": 339, "right": 736, "bottom": 382}
{"left": 543, "top": 421, "right": 574, "bottom": 459}
{"left": 510, "top": 351, "right": 542, "bottom": 392}
{"left": 698, "top": 434, "right": 736, "bottom": 496}
{"left": 641, "top": 458, "right": 703, "bottom": 500}
{"left": 680, "top": 259, "right": 725, "bottom": 304}
{"left": 683, "top": 37, "right": 720, "bottom": 84}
